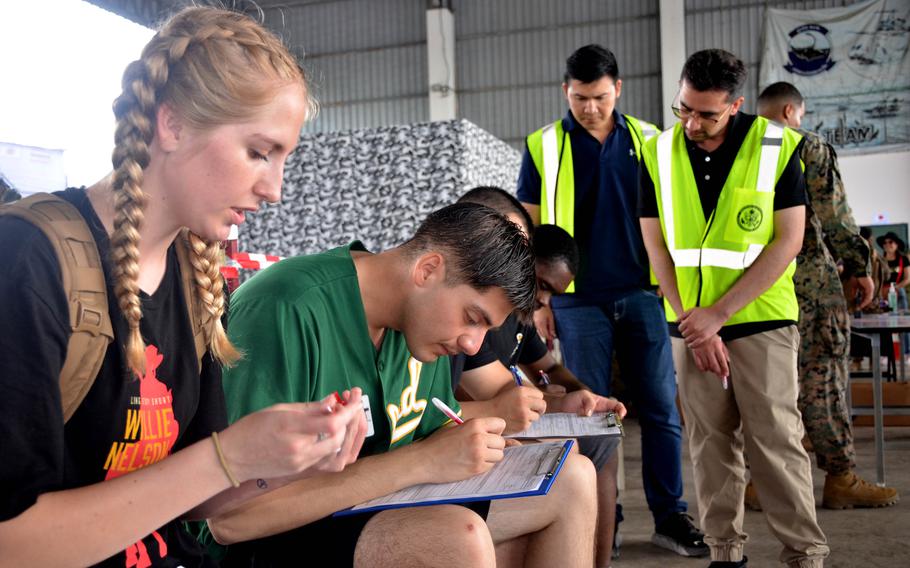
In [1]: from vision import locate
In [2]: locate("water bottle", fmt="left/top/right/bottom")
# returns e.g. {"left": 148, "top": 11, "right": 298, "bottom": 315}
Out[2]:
{"left": 888, "top": 283, "right": 898, "bottom": 314}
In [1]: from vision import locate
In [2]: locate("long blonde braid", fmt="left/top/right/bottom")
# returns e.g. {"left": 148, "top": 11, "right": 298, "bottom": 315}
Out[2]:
{"left": 109, "top": 7, "right": 307, "bottom": 374}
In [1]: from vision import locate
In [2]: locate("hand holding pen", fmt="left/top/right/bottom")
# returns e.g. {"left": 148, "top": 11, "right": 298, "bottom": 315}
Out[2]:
{"left": 690, "top": 334, "right": 730, "bottom": 386}
{"left": 422, "top": 403, "right": 506, "bottom": 483}
{"left": 490, "top": 382, "right": 546, "bottom": 434}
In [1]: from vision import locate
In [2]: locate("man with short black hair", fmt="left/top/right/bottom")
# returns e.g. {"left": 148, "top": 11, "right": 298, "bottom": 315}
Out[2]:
{"left": 518, "top": 43, "right": 705, "bottom": 558}
{"left": 639, "top": 49, "right": 828, "bottom": 567}
{"left": 756, "top": 81, "right": 898, "bottom": 511}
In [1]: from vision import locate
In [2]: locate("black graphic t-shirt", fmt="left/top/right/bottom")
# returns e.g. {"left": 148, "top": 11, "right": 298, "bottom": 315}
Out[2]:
{"left": 0, "top": 188, "right": 226, "bottom": 567}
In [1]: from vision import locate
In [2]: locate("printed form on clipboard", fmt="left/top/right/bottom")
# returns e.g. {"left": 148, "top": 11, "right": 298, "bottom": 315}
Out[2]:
{"left": 334, "top": 440, "right": 573, "bottom": 516}
{"left": 506, "top": 412, "right": 624, "bottom": 440}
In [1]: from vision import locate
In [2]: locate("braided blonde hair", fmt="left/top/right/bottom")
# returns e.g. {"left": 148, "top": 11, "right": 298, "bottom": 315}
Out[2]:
{"left": 110, "top": 7, "right": 308, "bottom": 375}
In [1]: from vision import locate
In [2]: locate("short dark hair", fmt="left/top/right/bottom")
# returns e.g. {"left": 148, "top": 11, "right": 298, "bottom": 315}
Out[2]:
{"left": 533, "top": 224, "right": 579, "bottom": 275}
{"left": 404, "top": 202, "right": 536, "bottom": 319}
{"left": 860, "top": 226, "right": 872, "bottom": 240}
{"left": 680, "top": 49, "right": 746, "bottom": 101}
{"left": 564, "top": 44, "right": 619, "bottom": 84}
{"left": 457, "top": 186, "right": 534, "bottom": 236}
{"left": 757, "top": 81, "right": 804, "bottom": 113}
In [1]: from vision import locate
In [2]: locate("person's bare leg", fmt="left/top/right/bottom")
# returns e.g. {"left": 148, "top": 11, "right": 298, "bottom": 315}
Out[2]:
{"left": 494, "top": 534, "right": 528, "bottom": 568}
{"left": 487, "top": 453, "right": 597, "bottom": 568}
{"left": 354, "top": 505, "right": 495, "bottom": 568}
{"left": 595, "top": 453, "right": 619, "bottom": 568}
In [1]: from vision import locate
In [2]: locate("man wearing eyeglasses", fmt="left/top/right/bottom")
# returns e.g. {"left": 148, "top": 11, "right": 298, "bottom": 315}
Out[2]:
{"left": 517, "top": 44, "right": 707, "bottom": 560}
{"left": 638, "top": 49, "right": 828, "bottom": 568}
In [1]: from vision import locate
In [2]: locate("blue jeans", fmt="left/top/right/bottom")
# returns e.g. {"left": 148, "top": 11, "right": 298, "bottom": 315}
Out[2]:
{"left": 553, "top": 289, "right": 686, "bottom": 526}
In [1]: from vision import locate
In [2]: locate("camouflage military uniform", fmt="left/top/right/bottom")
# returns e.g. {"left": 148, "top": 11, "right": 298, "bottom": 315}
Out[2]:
{"left": 794, "top": 130, "right": 871, "bottom": 475}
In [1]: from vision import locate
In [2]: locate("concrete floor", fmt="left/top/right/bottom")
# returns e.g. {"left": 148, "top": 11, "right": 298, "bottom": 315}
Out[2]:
{"left": 611, "top": 419, "right": 910, "bottom": 567}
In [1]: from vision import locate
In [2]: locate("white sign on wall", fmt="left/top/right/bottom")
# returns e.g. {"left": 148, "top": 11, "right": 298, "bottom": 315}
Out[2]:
{"left": 0, "top": 141, "right": 66, "bottom": 197}
{"left": 760, "top": 0, "right": 910, "bottom": 151}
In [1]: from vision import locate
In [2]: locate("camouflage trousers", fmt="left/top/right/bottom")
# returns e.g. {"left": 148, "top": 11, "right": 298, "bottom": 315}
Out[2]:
{"left": 797, "top": 293, "right": 856, "bottom": 475}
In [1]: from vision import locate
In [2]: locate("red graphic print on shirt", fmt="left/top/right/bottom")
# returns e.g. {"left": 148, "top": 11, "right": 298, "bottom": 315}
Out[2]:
{"left": 103, "top": 345, "right": 181, "bottom": 567}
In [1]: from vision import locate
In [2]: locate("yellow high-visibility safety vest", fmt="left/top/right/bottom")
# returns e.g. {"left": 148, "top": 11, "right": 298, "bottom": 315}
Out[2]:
{"left": 640, "top": 117, "right": 803, "bottom": 325}
{"left": 526, "top": 114, "right": 660, "bottom": 292}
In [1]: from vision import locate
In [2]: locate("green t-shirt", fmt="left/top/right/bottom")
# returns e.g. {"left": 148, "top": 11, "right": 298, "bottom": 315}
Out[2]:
{"left": 224, "top": 241, "right": 459, "bottom": 455}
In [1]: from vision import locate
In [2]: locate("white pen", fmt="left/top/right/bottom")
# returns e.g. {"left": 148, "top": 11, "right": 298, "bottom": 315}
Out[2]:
{"left": 432, "top": 396, "right": 464, "bottom": 425}
{"left": 722, "top": 376, "right": 729, "bottom": 390}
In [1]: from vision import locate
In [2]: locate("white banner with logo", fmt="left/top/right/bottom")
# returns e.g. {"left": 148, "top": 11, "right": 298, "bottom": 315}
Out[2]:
{"left": 759, "top": 0, "right": 910, "bottom": 151}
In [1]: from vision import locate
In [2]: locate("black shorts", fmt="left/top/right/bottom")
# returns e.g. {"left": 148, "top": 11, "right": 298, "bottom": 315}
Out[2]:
{"left": 577, "top": 436, "right": 621, "bottom": 471}
{"left": 221, "top": 500, "right": 491, "bottom": 568}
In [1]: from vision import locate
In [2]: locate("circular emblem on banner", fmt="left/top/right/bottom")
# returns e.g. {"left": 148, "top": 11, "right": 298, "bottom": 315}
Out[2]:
{"left": 785, "top": 24, "right": 836, "bottom": 76}
{"left": 737, "top": 205, "right": 763, "bottom": 232}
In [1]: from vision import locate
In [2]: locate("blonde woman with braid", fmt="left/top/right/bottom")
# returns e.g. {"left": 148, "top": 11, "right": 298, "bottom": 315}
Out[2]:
{"left": 0, "top": 7, "right": 366, "bottom": 567}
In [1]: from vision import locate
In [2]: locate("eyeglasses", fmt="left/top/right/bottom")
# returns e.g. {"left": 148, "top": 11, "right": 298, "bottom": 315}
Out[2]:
{"left": 671, "top": 102, "right": 733, "bottom": 126}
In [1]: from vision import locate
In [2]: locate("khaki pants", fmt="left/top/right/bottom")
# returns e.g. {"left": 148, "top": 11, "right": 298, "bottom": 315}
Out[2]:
{"left": 672, "top": 327, "right": 829, "bottom": 567}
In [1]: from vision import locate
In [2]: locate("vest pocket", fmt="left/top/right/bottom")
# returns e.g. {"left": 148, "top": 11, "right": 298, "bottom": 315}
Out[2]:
{"left": 723, "top": 187, "right": 773, "bottom": 245}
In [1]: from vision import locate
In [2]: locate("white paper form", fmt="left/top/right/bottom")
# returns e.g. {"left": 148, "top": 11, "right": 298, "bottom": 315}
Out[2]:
{"left": 506, "top": 412, "right": 623, "bottom": 439}
{"left": 342, "top": 441, "right": 569, "bottom": 513}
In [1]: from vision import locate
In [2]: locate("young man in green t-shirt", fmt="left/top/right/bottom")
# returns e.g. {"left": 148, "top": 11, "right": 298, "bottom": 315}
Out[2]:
{"left": 208, "top": 203, "right": 597, "bottom": 567}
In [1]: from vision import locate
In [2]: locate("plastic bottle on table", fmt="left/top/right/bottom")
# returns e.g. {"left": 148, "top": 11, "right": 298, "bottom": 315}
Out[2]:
{"left": 888, "top": 283, "right": 898, "bottom": 314}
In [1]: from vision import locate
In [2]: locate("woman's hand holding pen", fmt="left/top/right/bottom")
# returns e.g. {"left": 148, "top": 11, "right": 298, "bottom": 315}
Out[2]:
{"left": 217, "top": 388, "right": 367, "bottom": 483}
{"left": 308, "top": 389, "right": 369, "bottom": 474}
{"left": 416, "top": 416, "right": 506, "bottom": 484}
{"left": 490, "top": 385, "right": 547, "bottom": 434}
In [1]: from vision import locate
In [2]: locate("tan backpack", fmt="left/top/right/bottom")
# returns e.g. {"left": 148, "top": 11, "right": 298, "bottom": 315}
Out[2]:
{"left": 1, "top": 193, "right": 211, "bottom": 422}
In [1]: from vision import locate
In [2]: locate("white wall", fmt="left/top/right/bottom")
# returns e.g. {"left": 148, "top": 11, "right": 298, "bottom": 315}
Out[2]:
{"left": 840, "top": 148, "right": 910, "bottom": 228}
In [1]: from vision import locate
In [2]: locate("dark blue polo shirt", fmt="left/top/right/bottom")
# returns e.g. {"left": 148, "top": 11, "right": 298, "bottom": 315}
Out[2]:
{"left": 517, "top": 110, "right": 651, "bottom": 306}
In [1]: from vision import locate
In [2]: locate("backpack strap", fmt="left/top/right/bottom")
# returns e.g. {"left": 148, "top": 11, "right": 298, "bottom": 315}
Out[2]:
{"left": 0, "top": 193, "right": 114, "bottom": 423}
{"left": 174, "top": 228, "right": 212, "bottom": 374}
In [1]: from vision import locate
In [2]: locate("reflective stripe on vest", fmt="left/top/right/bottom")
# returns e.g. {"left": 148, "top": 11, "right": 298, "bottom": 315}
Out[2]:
{"left": 625, "top": 115, "right": 659, "bottom": 162}
{"left": 669, "top": 244, "right": 766, "bottom": 269}
{"left": 541, "top": 122, "right": 560, "bottom": 227}
{"left": 655, "top": 122, "right": 783, "bottom": 270}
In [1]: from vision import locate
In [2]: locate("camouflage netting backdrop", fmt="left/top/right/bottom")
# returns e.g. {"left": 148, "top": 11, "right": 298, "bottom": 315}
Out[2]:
{"left": 239, "top": 119, "right": 521, "bottom": 259}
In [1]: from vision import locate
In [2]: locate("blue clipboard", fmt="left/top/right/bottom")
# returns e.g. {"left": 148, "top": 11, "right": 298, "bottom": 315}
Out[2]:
{"left": 333, "top": 439, "right": 574, "bottom": 517}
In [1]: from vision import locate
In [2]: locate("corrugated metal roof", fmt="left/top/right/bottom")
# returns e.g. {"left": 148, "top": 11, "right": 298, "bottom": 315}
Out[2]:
{"left": 88, "top": 0, "right": 867, "bottom": 142}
